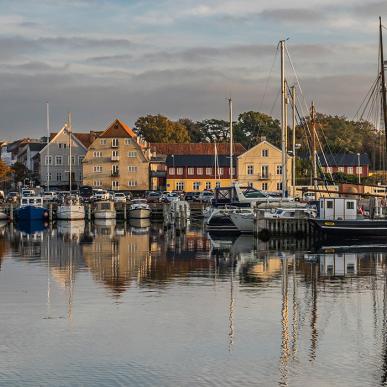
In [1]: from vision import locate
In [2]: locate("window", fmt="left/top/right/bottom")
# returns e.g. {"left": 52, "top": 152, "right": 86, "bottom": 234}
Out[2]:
{"left": 124, "top": 139, "right": 131, "bottom": 145}
{"left": 176, "top": 182, "right": 184, "bottom": 190}
{"left": 112, "top": 150, "right": 119, "bottom": 160}
{"left": 68, "top": 156, "right": 75, "bottom": 165}
{"left": 112, "top": 165, "right": 119, "bottom": 175}
{"left": 177, "top": 168, "right": 183, "bottom": 175}
{"left": 216, "top": 181, "right": 221, "bottom": 188}
{"left": 93, "top": 180, "right": 102, "bottom": 187}
{"left": 55, "top": 155, "right": 63, "bottom": 165}
{"left": 197, "top": 168, "right": 203, "bottom": 175}
{"left": 112, "top": 180, "right": 119, "bottom": 189}
{"left": 93, "top": 151, "right": 102, "bottom": 158}
{"left": 112, "top": 138, "right": 119, "bottom": 147}
{"left": 261, "top": 165, "right": 269, "bottom": 178}
{"left": 347, "top": 264, "right": 355, "bottom": 274}
{"left": 128, "top": 166, "right": 137, "bottom": 172}
{"left": 169, "top": 167, "right": 175, "bottom": 175}
{"left": 58, "top": 143, "right": 62, "bottom": 149}
{"left": 100, "top": 139, "right": 107, "bottom": 145}
{"left": 56, "top": 172, "right": 62, "bottom": 181}
{"left": 205, "top": 181, "right": 211, "bottom": 190}
{"left": 338, "top": 167, "right": 344, "bottom": 172}
{"left": 78, "top": 156, "right": 84, "bottom": 165}
{"left": 276, "top": 182, "right": 283, "bottom": 191}
{"left": 346, "top": 201, "right": 355, "bottom": 210}
{"left": 326, "top": 200, "right": 333, "bottom": 209}
{"left": 128, "top": 180, "right": 137, "bottom": 187}
{"left": 326, "top": 167, "right": 332, "bottom": 173}
{"left": 193, "top": 182, "right": 200, "bottom": 190}
{"left": 247, "top": 165, "right": 254, "bottom": 175}
{"left": 356, "top": 166, "right": 362, "bottom": 174}
{"left": 188, "top": 168, "right": 194, "bottom": 175}
{"left": 93, "top": 166, "right": 102, "bottom": 173}
{"left": 262, "top": 149, "right": 269, "bottom": 157}
{"left": 45, "top": 155, "right": 53, "bottom": 166}
{"left": 206, "top": 168, "right": 212, "bottom": 175}
{"left": 218, "top": 168, "right": 224, "bottom": 176}
{"left": 262, "top": 182, "right": 268, "bottom": 190}
{"left": 347, "top": 167, "right": 353, "bottom": 174}
{"left": 276, "top": 165, "right": 282, "bottom": 175}
{"left": 128, "top": 151, "right": 137, "bottom": 158}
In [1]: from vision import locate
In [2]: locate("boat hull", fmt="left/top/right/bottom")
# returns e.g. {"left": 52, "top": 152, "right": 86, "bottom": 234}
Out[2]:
{"left": 15, "top": 206, "right": 48, "bottom": 221}
{"left": 129, "top": 208, "right": 151, "bottom": 219}
{"left": 310, "top": 218, "right": 387, "bottom": 237}
{"left": 205, "top": 212, "right": 239, "bottom": 233}
{"left": 57, "top": 205, "right": 85, "bottom": 220}
{"left": 94, "top": 210, "right": 116, "bottom": 219}
{"left": 229, "top": 212, "right": 255, "bottom": 233}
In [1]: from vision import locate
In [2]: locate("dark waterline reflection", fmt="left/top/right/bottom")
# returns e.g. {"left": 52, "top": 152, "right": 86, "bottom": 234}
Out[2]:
{"left": 0, "top": 220, "right": 387, "bottom": 386}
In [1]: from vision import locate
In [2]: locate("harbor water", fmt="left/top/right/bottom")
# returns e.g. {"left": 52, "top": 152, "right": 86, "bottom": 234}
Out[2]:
{"left": 0, "top": 219, "right": 386, "bottom": 386}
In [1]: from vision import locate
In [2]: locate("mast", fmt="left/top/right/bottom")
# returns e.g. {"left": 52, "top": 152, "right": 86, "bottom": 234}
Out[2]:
{"left": 280, "top": 40, "right": 288, "bottom": 198}
{"left": 228, "top": 98, "right": 234, "bottom": 183}
{"left": 311, "top": 102, "right": 318, "bottom": 199}
{"left": 291, "top": 86, "right": 296, "bottom": 197}
{"left": 214, "top": 142, "right": 218, "bottom": 181}
{"left": 380, "top": 17, "right": 387, "bottom": 151}
{"left": 46, "top": 102, "right": 50, "bottom": 191}
{"left": 68, "top": 112, "right": 72, "bottom": 193}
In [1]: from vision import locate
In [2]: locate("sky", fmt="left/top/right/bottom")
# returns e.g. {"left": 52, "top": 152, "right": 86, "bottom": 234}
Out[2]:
{"left": 0, "top": 0, "right": 386, "bottom": 139}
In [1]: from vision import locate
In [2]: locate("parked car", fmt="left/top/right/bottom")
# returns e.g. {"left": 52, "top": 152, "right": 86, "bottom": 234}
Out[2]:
{"left": 92, "top": 189, "right": 109, "bottom": 201}
{"left": 6, "top": 191, "right": 19, "bottom": 203}
{"left": 42, "top": 191, "right": 58, "bottom": 202}
{"left": 198, "top": 190, "right": 214, "bottom": 203}
{"left": 79, "top": 185, "right": 93, "bottom": 202}
{"left": 146, "top": 191, "right": 162, "bottom": 203}
{"left": 165, "top": 192, "right": 180, "bottom": 203}
{"left": 113, "top": 192, "right": 127, "bottom": 203}
{"left": 184, "top": 192, "right": 197, "bottom": 201}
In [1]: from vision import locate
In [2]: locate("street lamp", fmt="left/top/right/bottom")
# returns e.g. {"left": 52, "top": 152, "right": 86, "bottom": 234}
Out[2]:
{"left": 357, "top": 153, "right": 361, "bottom": 184}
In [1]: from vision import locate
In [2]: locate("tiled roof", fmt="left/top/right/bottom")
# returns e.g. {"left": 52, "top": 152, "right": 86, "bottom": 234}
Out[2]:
{"left": 150, "top": 143, "right": 245, "bottom": 156}
{"left": 99, "top": 118, "right": 137, "bottom": 139}
{"left": 50, "top": 131, "right": 101, "bottom": 148}
{"left": 166, "top": 154, "right": 236, "bottom": 167}
{"left": 319, "top": 153, "right": 370, "bottom": 167}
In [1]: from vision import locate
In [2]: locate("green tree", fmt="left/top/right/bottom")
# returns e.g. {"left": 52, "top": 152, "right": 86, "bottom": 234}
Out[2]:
{"left": 12, "top": 162, "right": 30, "bottom": 184}
{"left": 196, "top": 119, "right": 230, "bottom": 143}
{"left": 235, "top": 111, "right": 281, "bottom": 149}
{"left": 178, "top": 118, "right": 205, "bottom": 143}
{"left": 135, "top": 114, "right": 190, "bottom": 143}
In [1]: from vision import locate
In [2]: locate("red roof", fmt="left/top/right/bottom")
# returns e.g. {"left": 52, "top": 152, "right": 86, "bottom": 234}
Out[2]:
{"left": 99, "top": 118, "right": 137, "bottom": 139}
{"left": 149, "top": 143, "right": 245, "bottom": 156}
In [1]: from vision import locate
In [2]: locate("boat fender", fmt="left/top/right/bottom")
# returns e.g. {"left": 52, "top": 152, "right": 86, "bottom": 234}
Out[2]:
{"left": 44, "top": 211, "right": 49, "bottom": 218}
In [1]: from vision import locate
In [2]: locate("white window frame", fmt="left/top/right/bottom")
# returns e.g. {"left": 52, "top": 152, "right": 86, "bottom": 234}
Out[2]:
{"left": 176, "top": 168, "right": 183, "bottom": 175}
{"left": 261, "top": 165, "right": 269, "bottom": 178}
{"left": 128, "top": 180, "right": 137, "bottom": 187}
{"left": 205, "top": 181, "right": 211, "bottom": 190}
{"left": 262, "top": 149, "right": 269, "bottom": 157}
{"left": 356, "top": 166, "right": 362, "bottom": 174}
{"left": 262, "top": 182, "right": 268, "bottom": 190}
{"left": 347, "top": 167, "right": 353, "bottom": 174}
{"left": 100, "top": 139, "right": 107, "bottom": 145}
{"left": 124, "top": 139, "right": 131, "bottom": 145}
{"left": 45, "top": 155, "right": 53, "bottom": 166}
{"left": 128, "top": 151, "right": 137, "bottom": 158}
{"left": 78, "top": 156, "right": 84, "bottom": 165}
{"left": 188, "top": 167, "right": 194, "bottom": 175}
{"left": 176, "top": 182, "right": 184, "bottom": 190}
{"left": 338, "top": 167, "right": 344, "bottom": 172}
{"left": 112, "top": 138, "right": 119, "bottom": 147}
{"left": 93, "top": 166, "right": 103, "bottom": 173}
{"left": 276, "top": 165, "right": 282, "bottom": 175}
{"left": 55, "top": 155, "right": 63, "bottom": 166}
{"left": 93, "top": 151, "right": 102, "bottom": 158}
{"left": 193, "top": 182, "right": 200, "bottom": 190}
{"left": 218, "top": 168, "right": 224, "bottom": 176}
{"left": 128, "top": 166, "right": 137, "bottom": 172}
{"left": 247, "top": 165, "right": 254, "bottom": 175}
{"left": 197, "top": 168, "right": 203, "bottom": 175}
{"left": 206, "top": 167, "right": 212, "bottom": 175}
{"left": 169, "top": 167, "right": 175, "bottom": 175}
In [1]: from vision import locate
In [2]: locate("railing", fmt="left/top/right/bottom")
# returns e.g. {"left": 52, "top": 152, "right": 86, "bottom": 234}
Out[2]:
{"left": 111, "top": 156, "right": 120, "bottom": 161}
{"left": 111, "top": 171, "right": 119, "bottom": 177}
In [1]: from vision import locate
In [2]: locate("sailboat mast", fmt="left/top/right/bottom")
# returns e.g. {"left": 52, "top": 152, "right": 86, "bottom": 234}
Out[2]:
{"left": 280, "top": 40, "right": 287, "bottom": 198}
{"left": 291, "top": 86, "right": 296, "bottom": 197}
{"left": 228, "top": 98, "right": 234, "bottom": 183}
{"left": 68, "top": 112, "right": 72, "bottom": 193}
{"left": 380, "top": 16, "right": 387, "bottom": 151}
{"left": 311, "top": 102, "right": 318, "bottom": 199}
{"left": 46, "top": 102, "right": 50, "bottom": 191}
{"left": 214, "top": 142, "right": 218, "bottom": 181}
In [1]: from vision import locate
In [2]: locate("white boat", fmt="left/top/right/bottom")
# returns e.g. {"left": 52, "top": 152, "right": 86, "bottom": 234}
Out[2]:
{"left": 128, "top": 199, "right": 151, "bottom": 219}
{"left": 57, "top": 219, "right": 85, "bottom": 237}
{"left": 94, "top": 200, "right": 116, "bottom": 219}
{"left": 229, "top": 208, "right": 255, "bottom": 233}
{"left": 57, "top": 195, "right": 85, "bottom": 220}
{"left": 0, "top": 208, "right": 7, "bottom": 220}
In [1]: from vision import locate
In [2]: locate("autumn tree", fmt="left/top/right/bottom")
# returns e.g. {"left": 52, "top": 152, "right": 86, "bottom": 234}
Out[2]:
{"left": 196, "top": 119, "right": 231, "bottom": 143}
{"left": 135, "top": 114, "right": 190, "bottom": 143}
{"left": 0, "top": 160, "right": 11, "bottom": 181}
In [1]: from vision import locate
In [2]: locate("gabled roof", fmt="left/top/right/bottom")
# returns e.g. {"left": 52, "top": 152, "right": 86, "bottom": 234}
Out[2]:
{"left": 237, "top": 140, "right": 282, "bottom": 158}
{"left": 99, "top": 118, "right": 137, "bottom": 139}
{"left": 49, "top": 131, "right": 101, "bottom": 148}
{"left": 319, "top": 153, "right": 370, "bottom": 167}
{"left": 150, "top": 143, "right": 245, "bottom": 156}
{"left": 166, "top": 154, "right": 236, "bottom": 167}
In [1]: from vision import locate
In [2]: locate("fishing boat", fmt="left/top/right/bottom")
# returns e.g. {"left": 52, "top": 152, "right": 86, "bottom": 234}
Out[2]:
{"left": 94, "top": 200, "right": 116, "bottom": 219}
{"left": 57, "top": 194, "right": 85, "bottom": 220}
{"left": 15, "top": 196, "right": 49, "bottom": 221}
{"left": 310, "top": 197, "right": 387, "bottom": 237}
{"left": 128, "top": 199, "right": 151, "bottom": 219}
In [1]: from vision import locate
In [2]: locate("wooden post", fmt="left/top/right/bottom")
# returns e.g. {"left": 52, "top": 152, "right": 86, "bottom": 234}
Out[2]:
{"left": 49, "top": 203, "right": 53, "bottom": 222}
{"left": 9, "top": 203, "right": 13, "bottom": 222}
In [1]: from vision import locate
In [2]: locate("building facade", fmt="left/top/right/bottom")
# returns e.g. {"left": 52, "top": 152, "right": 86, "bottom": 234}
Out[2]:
{"left": 237, "top": 140, "right": 292, "bottom": 192}
{"left": 83, "top": 119, "right": 150, "bottom": 191}
{"left": 320, "top": 153, "right": 370, "bottom": 177}
{"left": 39, "top": 125, "right": 91, "bottom": 190}
{"left": 149, "top": 143, "right": 245, "bottom": 192}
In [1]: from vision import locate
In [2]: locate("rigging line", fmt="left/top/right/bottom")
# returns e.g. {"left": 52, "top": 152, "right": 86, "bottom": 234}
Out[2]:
{"left": 269, "top": 87, "right": 281, "bottom": 116}
{"left": 355, "top": 76, "right": 380, "bottom": 121}
{"left": 259, "top": 42, "right": 280, "bottom": 112}
{"left": 359, "top": 77, "right": 381, "bottom": 122}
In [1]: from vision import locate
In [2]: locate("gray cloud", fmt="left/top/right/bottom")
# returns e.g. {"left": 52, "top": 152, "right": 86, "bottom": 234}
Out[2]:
{"left": 261, "top": 8, "right": 325, "bottom": 23}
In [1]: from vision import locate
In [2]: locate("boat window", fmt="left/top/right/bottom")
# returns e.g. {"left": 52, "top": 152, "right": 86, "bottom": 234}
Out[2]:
{"left": 346, "top": 201, "right": 355, "bottom": 210}
{"left": 347, "top": 264, "right": 355, "bottom": 274}
{"left": 101, "top": 203, "right": 111, "bottom": 210}
{"left": 243, "top": 190, "right": 267, "bottom": 198}
{"left": 326, "top": 201, "right": 333, "bottom": 209}
{"left": 22, "top": 199, "right": 27, "bottom": 205}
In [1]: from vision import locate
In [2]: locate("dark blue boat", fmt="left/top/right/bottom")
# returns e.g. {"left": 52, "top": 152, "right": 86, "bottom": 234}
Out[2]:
{"left": 15, "top": 196, "right": 49, "bottom": 221}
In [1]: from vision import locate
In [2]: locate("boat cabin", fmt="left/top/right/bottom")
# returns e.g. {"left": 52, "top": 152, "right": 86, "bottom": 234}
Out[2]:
{"left": 319, "top": 198, "right": 357, "bottom": 220}
{"left": 20, "top": 196, "right": 44, "bottom": 208}
{"left": 95, "top": 201, "right": 115, "bottom": 211}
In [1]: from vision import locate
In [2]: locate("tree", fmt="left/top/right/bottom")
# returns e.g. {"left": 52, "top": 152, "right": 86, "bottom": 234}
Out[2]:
{"left": 178, "top": 118, "right": 205, "bottom": 143}
{"left": 235, "top": 111, "right": 281, "bottom": 149}
{"left": 135, "top": 114, "right": 190, "bottom": 143}
{"left": 12, "top": 162, "right": 30, "bottom": 184}
{"left": 0, "top": 160, "right": 11, "bottom": 181}
{"left": 196, "top": 119, "right": 230, "bottom": 143}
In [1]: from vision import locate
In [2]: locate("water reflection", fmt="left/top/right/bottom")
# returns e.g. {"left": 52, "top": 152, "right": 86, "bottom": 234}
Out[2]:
{"left": 1, "top": 223, "right": 387, "bottom": 385}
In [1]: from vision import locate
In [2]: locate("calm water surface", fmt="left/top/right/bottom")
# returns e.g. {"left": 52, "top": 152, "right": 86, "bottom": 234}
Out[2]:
{"left": 0, "top": 219, "right": 386, "bottom": 386}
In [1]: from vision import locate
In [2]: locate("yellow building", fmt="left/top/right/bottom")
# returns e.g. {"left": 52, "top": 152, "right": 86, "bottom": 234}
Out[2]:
{"left": 237, "top": 140, "right": 292, "bottom": 193}
{"left": 83, "top": 119, "right": 150, "bottom": 191}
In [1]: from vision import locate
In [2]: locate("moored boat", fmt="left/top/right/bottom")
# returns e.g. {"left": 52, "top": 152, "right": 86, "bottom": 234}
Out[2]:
{"left": 128, "top": 199, "right": 151, "bottom": 219}
{"left": 15, "top": 196, "right": 49, "bottom": 221}
{"left": 94, "top": 200, "right": 116, "bottom": 219}
{"left": 57, "top": 195, "right": 85, "bottom": 220}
